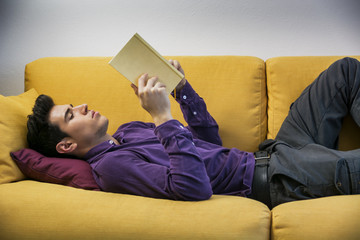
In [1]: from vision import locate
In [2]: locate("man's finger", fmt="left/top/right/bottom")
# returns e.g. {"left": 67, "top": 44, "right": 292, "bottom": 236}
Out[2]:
{"left": 146, "top": 76, "right": 159, "bottom": 88}
{"left": 138, "top": 73, "right": 148, "bottom": 90}
{"left": 154, "top": 81, "right": 166, "bottom": 89}
{"left": 173, "top": 60, "right": 180, "bottom": 69}
{"left": 131, "top": 84, "right": 138, "bottom": 95}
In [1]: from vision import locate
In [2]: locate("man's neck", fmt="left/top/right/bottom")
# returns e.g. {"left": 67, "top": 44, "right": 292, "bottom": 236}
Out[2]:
{"left": 76, "top": 134, "right": 119, "bottom": 158}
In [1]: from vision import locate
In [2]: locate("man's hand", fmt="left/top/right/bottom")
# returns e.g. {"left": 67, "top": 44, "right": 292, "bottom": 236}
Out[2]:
{"left": 131, "top": 74, "right": 173, "bottom": 126}
{"left": 169, "top": 59, "right": 187, "bottom": 92}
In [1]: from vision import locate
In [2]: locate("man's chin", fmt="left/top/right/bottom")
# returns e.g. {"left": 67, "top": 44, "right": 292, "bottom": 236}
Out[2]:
{"left": 98, "top": 118, "right": 109, "bottom": 135}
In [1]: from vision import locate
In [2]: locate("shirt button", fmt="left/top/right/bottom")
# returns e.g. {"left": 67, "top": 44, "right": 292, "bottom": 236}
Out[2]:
{"left": 109, "top": 140, "right": 114, "bottom": 144}
{"left": 337, "top": 182, "right": 342, "bottom": 187}
{"left": 183, "top": 95, "right": 187, "bottom": 100}
{"left": 180, "top": 125, "right": 184, "bottom": 129}
{"left": 193, "top": 111, "right": 197, "bottom": 115}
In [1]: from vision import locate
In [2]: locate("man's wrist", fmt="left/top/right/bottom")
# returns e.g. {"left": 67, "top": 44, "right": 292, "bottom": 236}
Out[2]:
{"left": 172, "top": 80, "right": 190, "bottom": 100}
{"left": 153, "top": 114, "right": 173, "bottom": 126}
{"left": 176, "top": 78, "right": 187, "bottom": 92}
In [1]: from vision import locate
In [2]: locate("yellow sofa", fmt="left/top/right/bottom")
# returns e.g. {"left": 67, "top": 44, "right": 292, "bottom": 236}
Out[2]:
{"left": 1, "top": 56, "right": 359, "bottom": 239}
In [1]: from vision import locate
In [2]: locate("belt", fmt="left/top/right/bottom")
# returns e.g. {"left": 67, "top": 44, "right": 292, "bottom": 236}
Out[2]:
{"left": 249, "top": 151, "right": 272, "bottom": 209}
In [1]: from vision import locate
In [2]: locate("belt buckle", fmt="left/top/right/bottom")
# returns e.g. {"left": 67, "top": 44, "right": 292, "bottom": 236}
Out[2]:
{"left": 254, "top": 151, "right": 270, "bottom": 166}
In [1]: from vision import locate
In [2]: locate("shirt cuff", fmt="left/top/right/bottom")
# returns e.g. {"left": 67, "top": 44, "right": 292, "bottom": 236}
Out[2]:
{"left": 154, "top": 119, "right": 189, "bottom": 140}
{"left": 171, "top": 81, "right": 198, "bottom": 103}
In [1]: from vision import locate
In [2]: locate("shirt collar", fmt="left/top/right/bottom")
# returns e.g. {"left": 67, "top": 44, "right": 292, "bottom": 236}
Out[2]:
{"left": 84, "top": 140, "right": 115, "bottom": 162}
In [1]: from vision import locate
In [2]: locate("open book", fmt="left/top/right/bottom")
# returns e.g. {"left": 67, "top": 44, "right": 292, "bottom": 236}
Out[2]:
{"left": 109, "top": 33, "right": 184, "bottom": 95}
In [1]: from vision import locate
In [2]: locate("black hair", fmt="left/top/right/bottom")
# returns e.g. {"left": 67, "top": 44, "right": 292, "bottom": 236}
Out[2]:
{"left": 27, "top": 94, "right": 69, "bottom": 157}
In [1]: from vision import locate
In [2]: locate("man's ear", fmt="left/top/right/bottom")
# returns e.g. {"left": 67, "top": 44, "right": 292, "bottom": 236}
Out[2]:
{"left": 56, "top": 138, "right": 78, "bottom": 154}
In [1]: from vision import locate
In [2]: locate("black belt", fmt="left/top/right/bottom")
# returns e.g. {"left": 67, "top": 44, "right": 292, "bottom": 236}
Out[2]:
{"left": 249, "top": 151, "right": 272, "bottom": 209}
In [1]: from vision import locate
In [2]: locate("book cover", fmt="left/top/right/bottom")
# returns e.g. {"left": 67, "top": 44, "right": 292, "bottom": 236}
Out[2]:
{"left": 109, "top": 33, "right": 184, "bottom": 95}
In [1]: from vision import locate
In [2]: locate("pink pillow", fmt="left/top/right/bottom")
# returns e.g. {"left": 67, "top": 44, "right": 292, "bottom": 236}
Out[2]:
{"left": 11, "top": 148, "right": 100, "bottom": 190}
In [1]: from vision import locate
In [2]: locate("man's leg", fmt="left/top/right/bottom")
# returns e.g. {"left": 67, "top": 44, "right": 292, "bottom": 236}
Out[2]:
{"left": 276, "top": 57, "right": 360, "bottom": 149}
{"left": 268, "top": 57, "right": 360, "bottom": 207}
{"left": 269, "top": 143, "right": 360, "bottom": 207}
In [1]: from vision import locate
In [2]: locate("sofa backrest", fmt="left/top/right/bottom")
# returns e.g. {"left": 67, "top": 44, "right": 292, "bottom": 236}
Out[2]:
{"left": 25, "top": 55, "right": 360, "bottom": 152}
{"left": 266, "top": 56, "right": 360, "bottom": 150}
{"left": 25, "top": 56, "right": 267, "bottom": 153}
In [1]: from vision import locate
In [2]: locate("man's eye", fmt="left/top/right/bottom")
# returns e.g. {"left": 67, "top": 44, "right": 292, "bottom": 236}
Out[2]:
{"left": 70, "top": 113, "right": 74, "bottom": 120}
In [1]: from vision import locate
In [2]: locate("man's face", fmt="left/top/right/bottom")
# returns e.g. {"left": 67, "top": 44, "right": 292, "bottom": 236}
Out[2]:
{"left": 48, "top": 104, "right": 109, "bottom": 148}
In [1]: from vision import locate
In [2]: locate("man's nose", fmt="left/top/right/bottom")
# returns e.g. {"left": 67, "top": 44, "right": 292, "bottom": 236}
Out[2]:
{"left": 73, "top": 104, "right": 88, "bottom": 115}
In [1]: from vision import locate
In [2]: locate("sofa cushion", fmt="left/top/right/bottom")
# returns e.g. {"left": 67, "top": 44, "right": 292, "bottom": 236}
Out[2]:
{"left": 0, "top": 89, "right": 39, "bottom": 184}
{"left": 271, "top": 195, "right": 360, "bottom": 240}
{"left": 0, "top": 181, "right": 271, "bottom": 239}
{"left": 266, "top": 56, "right": 360, "bottom": 150}
{"left": 25, "top": 56, "right": 267, "bottom": 152}
{"left": 11, "top": 148, "right": 100, "bottom": 190}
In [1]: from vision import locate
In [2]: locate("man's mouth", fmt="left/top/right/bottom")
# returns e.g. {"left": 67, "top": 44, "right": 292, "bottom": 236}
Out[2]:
{"left": 89, "top": 110, "right": 95, "bottom": 118}
{"left": 91, "top": 110, "right": 100, "bottom": 118}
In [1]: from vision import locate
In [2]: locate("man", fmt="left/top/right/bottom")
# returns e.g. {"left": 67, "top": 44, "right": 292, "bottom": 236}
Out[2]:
{"left": 27, "top": 58, "right": 360, "bottom": 209}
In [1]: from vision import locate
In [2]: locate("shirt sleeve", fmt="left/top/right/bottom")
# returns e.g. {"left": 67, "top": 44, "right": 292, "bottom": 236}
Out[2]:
{"left": 92, "top": 120, "right": 213, "bottom": 201}
{"left": 171, "top": 81, "right": 222, "bottom": 146}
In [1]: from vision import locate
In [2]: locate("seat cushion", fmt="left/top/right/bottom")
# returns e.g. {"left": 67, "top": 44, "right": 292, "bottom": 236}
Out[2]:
{"left": 271, "top": 195, "right": 360, "bottom": 240}
{"left": 0, "top": 181, "right": 271, "bottom": 239}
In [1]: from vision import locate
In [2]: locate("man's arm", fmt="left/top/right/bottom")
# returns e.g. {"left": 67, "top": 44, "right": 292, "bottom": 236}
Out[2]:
{"left": 131, "top": 60, "right": 221, "bottom": 144}
{"left": 122, "top": 72, "right": 212, "bottom": 200}
{"left": 172, "top": 81, "right": 222, "bottom": 145}
{"left": 131, "top": 73, "right": 173, "bottom": 126}
{"left": 169, "top": 60, "right": 222, "bottom": 146}
{"left": 93, "top": 123, "right": 213, "bottom": 201}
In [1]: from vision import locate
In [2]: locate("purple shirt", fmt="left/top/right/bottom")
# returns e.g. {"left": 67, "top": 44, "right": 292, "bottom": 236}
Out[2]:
{"left": 85, "top": 82, "right": 255, "bottom": 201}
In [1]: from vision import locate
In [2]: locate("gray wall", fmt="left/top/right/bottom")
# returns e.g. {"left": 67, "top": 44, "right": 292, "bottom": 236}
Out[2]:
{"left": 1, "top": 0, "right": 360, "bottom": 96}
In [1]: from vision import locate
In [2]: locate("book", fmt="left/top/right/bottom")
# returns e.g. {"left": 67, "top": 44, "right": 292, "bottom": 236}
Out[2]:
{"left": 109, "top": 33, "right": 184, "bottom": 95}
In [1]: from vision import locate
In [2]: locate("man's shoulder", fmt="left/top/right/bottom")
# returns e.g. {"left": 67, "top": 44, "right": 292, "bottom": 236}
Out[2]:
{"left": 93, "top": 148, "right": 139, "bottom": 170}
{"left": 115, "top": 121, "right": 156, "bottom": 132}
{"left": 112, "top": 121, "right": 157, "bottom": 141}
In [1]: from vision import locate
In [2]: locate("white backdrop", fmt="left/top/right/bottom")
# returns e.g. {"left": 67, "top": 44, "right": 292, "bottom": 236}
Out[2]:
{"left": 1, "top": 0, "right": 360, "bottom": 96}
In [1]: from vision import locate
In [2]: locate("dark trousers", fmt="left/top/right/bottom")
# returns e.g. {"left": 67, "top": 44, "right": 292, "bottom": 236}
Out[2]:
{"left": 261, "top": 57, "right": 360, "bottom": 208}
